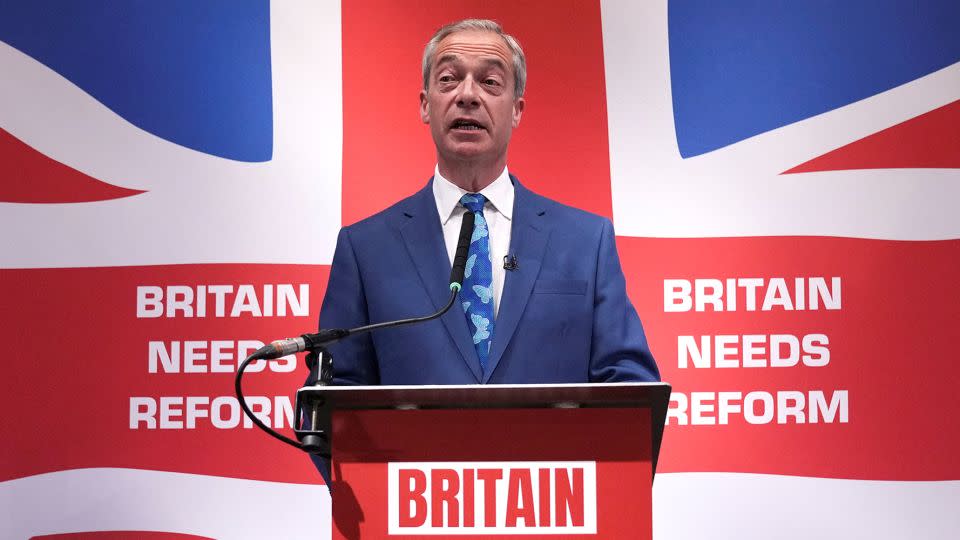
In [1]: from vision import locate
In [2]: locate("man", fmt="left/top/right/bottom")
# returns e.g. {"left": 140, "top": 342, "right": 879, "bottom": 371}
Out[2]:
{"left": 319, "top": 19, "right": 659, "bottom": 385}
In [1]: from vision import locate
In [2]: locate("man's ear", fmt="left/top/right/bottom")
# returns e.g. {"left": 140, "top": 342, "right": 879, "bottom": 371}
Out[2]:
{"left": 512, "top": 97, "right": 525, "bottom": 128}
{"left": 419, "top": 89, "right": 430, "bottom": 124}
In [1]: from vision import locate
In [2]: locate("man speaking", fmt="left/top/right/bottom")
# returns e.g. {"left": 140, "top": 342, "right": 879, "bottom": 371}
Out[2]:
{"left": 319, "top": 19, "right": 659, "bottom": 385}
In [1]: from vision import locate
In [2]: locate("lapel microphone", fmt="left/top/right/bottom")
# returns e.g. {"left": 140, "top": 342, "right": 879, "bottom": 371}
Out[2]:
{"left": 503, "top": 254, "right": 518, "bottom": 271}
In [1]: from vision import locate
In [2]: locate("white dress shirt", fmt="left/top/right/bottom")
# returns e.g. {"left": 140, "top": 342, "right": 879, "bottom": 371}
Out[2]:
{"left": 433, "top": 165, "right": 514, "bottom": 318}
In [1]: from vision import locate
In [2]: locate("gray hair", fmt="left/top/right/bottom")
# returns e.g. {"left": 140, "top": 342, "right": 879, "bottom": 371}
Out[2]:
{"left": 421, "top": 19, "right": 527, "bottom": 98}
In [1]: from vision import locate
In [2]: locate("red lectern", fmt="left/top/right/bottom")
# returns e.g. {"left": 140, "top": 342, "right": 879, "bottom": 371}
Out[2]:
{"left": 298, "top": 382, "right": 670, "bottom": 540}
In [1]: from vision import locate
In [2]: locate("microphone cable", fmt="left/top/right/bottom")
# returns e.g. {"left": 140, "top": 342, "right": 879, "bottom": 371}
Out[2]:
{"left": 233, "top": 285, "right": 463, "bottom": 453}
{"left": 234, "top": 211, "right": 476, "bottom": 453}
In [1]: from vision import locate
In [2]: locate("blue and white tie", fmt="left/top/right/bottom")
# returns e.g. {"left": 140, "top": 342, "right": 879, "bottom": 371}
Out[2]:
{"left": 459, "top": 193, "right": 495, "bottom": 375}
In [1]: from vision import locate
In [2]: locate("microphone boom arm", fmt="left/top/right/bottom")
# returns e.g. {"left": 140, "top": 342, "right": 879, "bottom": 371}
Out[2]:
{"left": 235, "top": 208, "right": 477, "bottom": 456}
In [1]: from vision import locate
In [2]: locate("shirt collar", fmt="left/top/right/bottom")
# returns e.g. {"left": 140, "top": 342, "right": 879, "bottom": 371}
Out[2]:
{"left": 432, "top": 165, "right": 515, "bottom": 225}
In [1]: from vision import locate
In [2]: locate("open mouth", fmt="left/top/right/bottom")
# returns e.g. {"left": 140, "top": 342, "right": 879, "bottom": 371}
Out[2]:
{"left": 450, "top": 119, "right": 486, "bottom": 131}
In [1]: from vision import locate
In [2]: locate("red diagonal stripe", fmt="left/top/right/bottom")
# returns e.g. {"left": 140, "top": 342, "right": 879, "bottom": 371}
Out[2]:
{"left": 785, "top": 99, "right": 960, "bottom": 173}
{"left": 32, "top": 533, "right": 213, "bottom": 540}
{"left": 0, "top": 128, "right": 145, "bottom": 203}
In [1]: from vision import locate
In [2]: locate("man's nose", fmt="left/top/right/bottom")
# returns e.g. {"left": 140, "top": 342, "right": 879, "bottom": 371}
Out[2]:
{"left": 456, "top": 77, "right": 480, "bottom": 107}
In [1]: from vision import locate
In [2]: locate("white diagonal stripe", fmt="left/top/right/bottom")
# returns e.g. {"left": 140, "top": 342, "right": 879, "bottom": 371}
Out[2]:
{"left": 0, "top": 468, "right": 330, "bottom": 540}
{"left": 654, "top": 472, "right": 960, "bottom": 539}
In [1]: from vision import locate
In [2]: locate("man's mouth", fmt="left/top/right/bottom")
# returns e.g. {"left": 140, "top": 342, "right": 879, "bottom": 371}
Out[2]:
{"left": 450, "top": 119, "right": 486, "bottom": 131}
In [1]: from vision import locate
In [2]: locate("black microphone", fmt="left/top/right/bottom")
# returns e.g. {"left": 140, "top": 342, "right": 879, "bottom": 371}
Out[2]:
{"left": 256, "top": 328, "right": 351, "bottom": 360}
{"left": 450, "top": 211, "right": 476, "bottom": 287}
{"left": 252, "top": 213, "right": 477, "bottom": 361}
{"left": 503, "top": 254, "right": 518, "bottom": 271}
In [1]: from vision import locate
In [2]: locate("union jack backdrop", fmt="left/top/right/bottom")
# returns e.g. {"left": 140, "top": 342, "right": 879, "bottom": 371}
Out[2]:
{"left": 2, "top": 1, "right": 958, "bottom": 538}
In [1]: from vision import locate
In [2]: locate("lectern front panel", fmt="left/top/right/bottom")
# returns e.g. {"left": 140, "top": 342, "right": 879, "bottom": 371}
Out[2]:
{"left": 329, "top": 407, "right": 652, "bottom": 539}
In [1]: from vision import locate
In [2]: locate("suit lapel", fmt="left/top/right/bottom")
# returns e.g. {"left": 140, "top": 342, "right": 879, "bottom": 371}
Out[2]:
{"left": 484, "top": 179, "right": 549, "bottom": 383}
{"left": 396, "top": 181, "right": 483, "bottom": 382}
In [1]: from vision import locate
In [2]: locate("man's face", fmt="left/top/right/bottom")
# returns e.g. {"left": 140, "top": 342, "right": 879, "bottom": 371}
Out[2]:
{"left": 420, "top": 30, "right": 525, "bottom": 166}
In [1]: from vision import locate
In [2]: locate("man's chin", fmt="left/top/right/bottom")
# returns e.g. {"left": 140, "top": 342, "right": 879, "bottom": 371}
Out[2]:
{"left": 442, "top": 143, "right": 492, "bottom": 161}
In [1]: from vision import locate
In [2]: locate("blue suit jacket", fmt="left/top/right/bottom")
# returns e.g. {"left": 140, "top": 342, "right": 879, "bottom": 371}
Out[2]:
{"left": 319, "top": 177, "right": 659, "bottom": 384}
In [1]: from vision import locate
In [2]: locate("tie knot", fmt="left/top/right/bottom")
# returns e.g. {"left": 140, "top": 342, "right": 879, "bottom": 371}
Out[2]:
{"left": 460, "top": 193, "right": 487, "bottom": 213}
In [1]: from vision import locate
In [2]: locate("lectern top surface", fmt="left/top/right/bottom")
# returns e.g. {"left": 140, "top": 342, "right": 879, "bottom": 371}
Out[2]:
{"left": 298, "top": 381, "right": 671, "bottom": 410}
{"left": 297, "top": 382, "right": 672, "bottom": 478}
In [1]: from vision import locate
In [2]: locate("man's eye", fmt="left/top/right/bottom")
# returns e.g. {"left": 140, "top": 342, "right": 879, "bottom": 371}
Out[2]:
{"left": 438, "top": 75, "right": 455, "bottom": 83}
{"left": 484, "top": 79, "right": 500, "bottom": 86}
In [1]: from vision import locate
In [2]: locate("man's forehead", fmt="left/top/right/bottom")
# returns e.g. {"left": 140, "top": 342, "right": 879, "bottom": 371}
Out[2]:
{"left": 433, "top": 30, "right": 512, "bottom": 69}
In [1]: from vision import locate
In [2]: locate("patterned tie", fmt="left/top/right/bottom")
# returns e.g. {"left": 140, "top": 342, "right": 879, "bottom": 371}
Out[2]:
{"left": 459, "top": 193, "right": 495, "bottom": 375}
